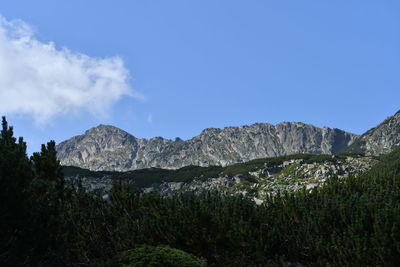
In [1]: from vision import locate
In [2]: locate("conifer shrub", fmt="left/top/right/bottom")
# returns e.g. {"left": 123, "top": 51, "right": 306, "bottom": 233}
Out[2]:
{"left": 103, "top": 245, "right": 205, "bottom": 267}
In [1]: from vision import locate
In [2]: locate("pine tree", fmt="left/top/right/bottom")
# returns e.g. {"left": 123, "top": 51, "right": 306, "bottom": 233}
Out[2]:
{"left": 28, "top": 140, "right": 67, "bottom": 265}
{"left": 0, "top": 117, "right": 33, "bottom": 265}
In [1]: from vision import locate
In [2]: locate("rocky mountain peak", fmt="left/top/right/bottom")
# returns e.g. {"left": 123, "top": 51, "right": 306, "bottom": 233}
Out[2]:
{"left": 57, "top": 121, "right": 358, "bottom": 171}
{"left": 57, "top": 124, "right": 139, "bottom": 171}
{"left": 84, "top": 124, "right": 132, "bottom": 136}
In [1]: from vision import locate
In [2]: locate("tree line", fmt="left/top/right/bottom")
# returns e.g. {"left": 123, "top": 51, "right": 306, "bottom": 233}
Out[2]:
{"left": 1, "top": 117, "right": 400, "bottom": 266}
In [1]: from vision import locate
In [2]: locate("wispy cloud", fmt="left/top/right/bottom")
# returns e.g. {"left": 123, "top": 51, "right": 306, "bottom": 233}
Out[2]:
{"left": 0, "top": 16, "right": 138, "bottom": 124}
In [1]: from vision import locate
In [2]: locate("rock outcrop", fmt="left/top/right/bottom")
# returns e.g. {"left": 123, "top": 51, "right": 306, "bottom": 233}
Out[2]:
{"left": 344, "top": 110, "right": 400, "bottom": 155}
{"left": 57, "top": 122, "right": 357, "bottom": 171}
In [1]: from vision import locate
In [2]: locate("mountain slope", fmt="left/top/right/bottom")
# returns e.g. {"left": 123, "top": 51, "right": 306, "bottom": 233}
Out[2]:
{"left": 344, "top": 110, "right": 400, "bottom": 155}
{"left": 63, "top": 153, "right": 378, "bottom": 202}
{"left": 57, "top": 122, "right": 357, "bottom": 171}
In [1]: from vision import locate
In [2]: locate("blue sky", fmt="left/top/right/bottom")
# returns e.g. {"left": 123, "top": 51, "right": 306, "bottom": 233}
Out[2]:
{"left": 0, "top": 1, "right": 399, "bottom": 154}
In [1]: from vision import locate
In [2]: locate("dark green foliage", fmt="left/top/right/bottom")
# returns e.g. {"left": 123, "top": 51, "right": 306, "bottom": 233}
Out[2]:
{"left": 28, "top": 141, "right": 68, "bottom": 265}
{"left": 103, "top": 245, "right": 205, "bottom": 267}
{"left": 116, "top": 165, "right": 223, "bottom": 187}
{"left": 62, "top": 165, "right": 114, "bottom": 178}
{"left": 0, "top": 118, "right": 67, "bottom": 266}
{"left": 63, "top": 165, "right": 223, "bottom": 188}
{"left": 0, "top": 117, "right": 32, "bottom": 265}
{"left": 368, "top": 145, "right": 400, "bottom": 175}
{"left": 61, "top": 148, "right": 400, "bottom": 266}
{"left": 2, "top": 116, "right": 400, "bottom": 266}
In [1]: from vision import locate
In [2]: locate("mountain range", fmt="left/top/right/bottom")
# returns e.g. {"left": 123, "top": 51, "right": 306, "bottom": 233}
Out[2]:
{"left": 56, "top": 110, "right": 400, "bottom": 171}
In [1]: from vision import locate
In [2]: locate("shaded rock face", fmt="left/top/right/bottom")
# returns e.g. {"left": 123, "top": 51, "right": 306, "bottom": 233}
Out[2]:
{"left": 57, "top": 122, "right": 357, "bottom": 171}
{"left": 345, "top": 111, "right": 400, "bottom": 155}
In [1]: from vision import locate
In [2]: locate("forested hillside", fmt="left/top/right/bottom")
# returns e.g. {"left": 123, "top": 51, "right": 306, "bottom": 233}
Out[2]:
{"left": 2, "top": 117, "right": 400, "bottom": 266}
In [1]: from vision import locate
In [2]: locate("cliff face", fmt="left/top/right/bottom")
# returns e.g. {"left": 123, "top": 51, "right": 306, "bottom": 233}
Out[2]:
{"left": 57, "top": 122, "right": 357, "bottom": 171}
{"left": 344, "top": 111, "right": 400, "bottom": 155}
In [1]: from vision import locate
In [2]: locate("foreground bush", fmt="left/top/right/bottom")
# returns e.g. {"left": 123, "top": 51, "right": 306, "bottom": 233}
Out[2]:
{"left": 103, "top": 245, "right": 205, "bottom": 267}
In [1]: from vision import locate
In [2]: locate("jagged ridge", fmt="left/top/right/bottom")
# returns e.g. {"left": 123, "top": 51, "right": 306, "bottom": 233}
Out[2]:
{"left": 57, "top": 122, "right": 357, "bottom": 171}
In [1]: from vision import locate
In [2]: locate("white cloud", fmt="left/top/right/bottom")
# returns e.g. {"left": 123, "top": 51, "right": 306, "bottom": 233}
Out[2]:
{"left": 0, "top": 16, "right": 137, "bottom": 124}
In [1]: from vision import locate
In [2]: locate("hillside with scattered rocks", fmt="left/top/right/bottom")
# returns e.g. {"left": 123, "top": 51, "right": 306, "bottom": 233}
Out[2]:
{"left": 65, "top": 153, "right": 378, "bottom": 203}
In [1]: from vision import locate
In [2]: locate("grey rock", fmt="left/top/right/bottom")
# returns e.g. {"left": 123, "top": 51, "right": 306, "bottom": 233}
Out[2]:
{"left": 57, "top": 122, "right": 357, "bottom": 171}
{"left": 345, "top": 111, "right": 400, "bottom": 155}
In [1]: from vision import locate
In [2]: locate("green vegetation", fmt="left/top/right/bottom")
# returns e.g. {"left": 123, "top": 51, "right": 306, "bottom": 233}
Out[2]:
{"left": 279, "top": 162, "right": 301, "bottom": 177}
{"left": 2, "top": 117, "right": 400, "bottom": 266}
{"left": 0, "top": 117, "right": 67, "bottom": 265}
{"left": 64, "top": 152, "right": 366, "bottom": 189}
{"left": 103, "top": 245, "right": 205, "bottom": 267}
{"left": 64, "top": 164, "right": 223, "bottom": 188}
